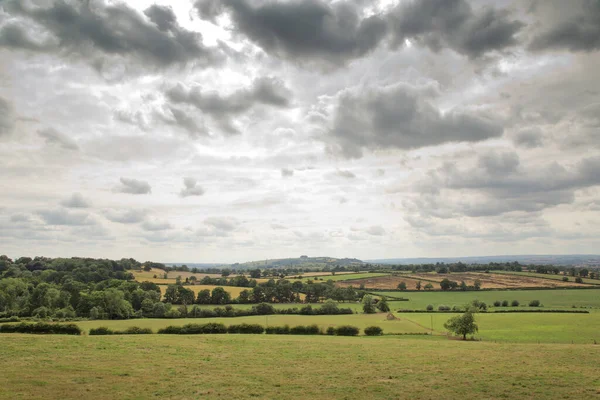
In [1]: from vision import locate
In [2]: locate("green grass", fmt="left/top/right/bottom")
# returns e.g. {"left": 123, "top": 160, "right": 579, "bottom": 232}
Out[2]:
{"left": 1, "top": 334, "right": 599, "bottom": 399}
{"left": 379, "top": 288, "right": 600, "bottom": 310}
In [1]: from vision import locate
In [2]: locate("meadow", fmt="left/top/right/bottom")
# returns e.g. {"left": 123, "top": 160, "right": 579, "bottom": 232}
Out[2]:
{"left": 1, "top": 334, "right": 598, "bottom": 399}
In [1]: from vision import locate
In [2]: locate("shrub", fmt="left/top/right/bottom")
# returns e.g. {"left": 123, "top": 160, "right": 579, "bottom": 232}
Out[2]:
{"left": 227, "top": 324, "right": 265, "bottom": 334}
{"left": 364, "top": 326, "right": 383, "bottom": 336}
{"left": 89, "top": 327, "right": 113, "bottom": 335}
{"left": 426, "top": 304, "right": 434, "bottom": 311}
{"left": 438, "top": 305, "right": 451, "bottom": 311}
{"left": 0, "top": 322, "right": 81, "bottom": 335}
{"left": 265, "top": 325, "right": 290, "bottom": 335}
{"left": 120, "top": 326, "right": 153, "bottom": 334}
{"left": 501, "top": 300, "right": 509, "bottom": 307}
{"left": 334, "top": 325, "right": 360, "bottom": 336}
{"left": 511, "top": 300, "right": 520, "bottom": 307}
{"left": 326, "top": 326, "right": 335, "bottom": 335}
{"left": 252, "top": 303, "right": 275, "bottom": 315}
{"left": 0, "top": 316, "right": 20, "bottom": 324}
{"left": 289, "top": 324, "right": 320, "bottom": 335}
{"left": 575, "top": 277, "right": 583, "bottom": 283}
{"left": 528, "top": 300, "right": 541, "bottom": 307}
{"left": 562, "top": 276, "right": 569, "bottom": 282}
{"left": 157, "top": 323, "right": 227, "bottom": 334}
{"left": 493, "top": 301, "right": 501, "bottom": 307}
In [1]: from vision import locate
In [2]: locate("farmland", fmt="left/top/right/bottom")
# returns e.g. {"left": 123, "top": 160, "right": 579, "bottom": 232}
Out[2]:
{"left": 1, "top": 335, "right": 599, "bottom": 400}
{"left": 338, "top": 271, "right": 595, "bottom": 290}
{"left": 157, "top": 284, "right": 248, "bottom": 299}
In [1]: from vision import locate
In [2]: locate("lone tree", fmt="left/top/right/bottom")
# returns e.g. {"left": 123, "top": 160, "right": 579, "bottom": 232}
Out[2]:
{"left": 362, "top": 295, "right": 376, "bottom": 314}
{"left": 444, "top": 311, "right": 478, "bottom": 340}
{"left": 377, "top": 298, "right": 390, "bottom": 312}
{"left": 397, "top": 281, "right": 407, "bottom": 291}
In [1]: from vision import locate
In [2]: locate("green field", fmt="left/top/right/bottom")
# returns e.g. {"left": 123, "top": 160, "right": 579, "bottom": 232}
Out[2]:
{"left": 377, "top": 288, "right": 600, "bottom": 310}
{"left": 1, "top": 334, "right": 599, "bottom": 399}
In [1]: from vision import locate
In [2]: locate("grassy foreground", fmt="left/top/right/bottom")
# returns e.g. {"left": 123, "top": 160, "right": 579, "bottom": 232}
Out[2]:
{"left": 1, "top": 334, "right": 599, "bottom": 399}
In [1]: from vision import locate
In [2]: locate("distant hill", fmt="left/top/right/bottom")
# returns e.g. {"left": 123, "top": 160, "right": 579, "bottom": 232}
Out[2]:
{"left": 230, "top": 256, "right": 364, "bottom": 269}
{"left": 366, "top": 254, "right": 600, "bottom": 266}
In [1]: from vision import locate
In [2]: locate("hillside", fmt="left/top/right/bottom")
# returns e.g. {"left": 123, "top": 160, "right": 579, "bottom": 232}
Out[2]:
{"left": 367, "top": 254, "right": 600, "bottom": 266}
{"left": 230, "top": 256, "right": 364, "bottom": 269}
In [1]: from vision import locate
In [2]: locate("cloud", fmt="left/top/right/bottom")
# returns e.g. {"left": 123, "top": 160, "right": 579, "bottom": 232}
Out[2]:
{"left": 529, "top": 0, "right": 600, "bottom": 52}
{"left": 165, "top": 77, "right": 292, "bottom": 135}
{"left": 37, "top": 208, "right": 95, "bottom": 226}
{"left": 366, "top": 225, "right": 386, "bottom": 236}
{"left": 60, "top": 193, "right": 91, "bottom": 209}
{"left": 281, "top": 168, "right": 294, "bottom": 177}
{"left": 0, "top": 22, "right": 49, "bottom": 52}
{"left": 141, "top": 219, "right": 172, "bottom": 231}
{"left": 114, "top": 178, "right": 152, "bottom": 195}
{"left": 0, "top": 96, "right": 15, "bottom": 136}
{"left": 323, "top": 82, "right": 503, "bottom": 158}
{"left": 104, "top": 209, "right": 147, "bottom": 224}
{"left": 5, "top": 1, "right": 222, "bottom": 70}
{"left": 37, "top": 128, "right": 79, "bottom": 150}
{"left": 335, "top": 170, "right": 356, "bottom": 179}
{"left": 512, "top": 127, "right": 544, "bottom": 148}
{"left": 196, "top": 0, "right": 388, "bottom": 66}
{"left": 388, "top": 0, "right": 524, "bottom": 58}
{"left": 180, "top": 177, "right": 205, "bottom": 197}
{"left": 204, "top": 217, "right": 238, "bottom": 232}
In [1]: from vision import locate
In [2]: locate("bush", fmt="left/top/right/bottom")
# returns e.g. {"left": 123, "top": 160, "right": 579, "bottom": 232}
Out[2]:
{"left": 438, "top": 305, "right": 451, "bottom": 311}
{"left": 227, "top": 324, "right": 265, "bottom": 334}
{"left": 0, "top": 322, "right": 81, "bottom": 335}
{"left": 253, "top": 303, "right": 275, "bottom": 315}
{"left": 501, "top": 300, "right": 509, "bottom": 307}
{"left": 289, "top": 324, "right": 320, "bottom": 335}
{"left": 265, "top": 325, "right": 290, "bottom": 335}
{"left": 158, "top": 323, "right": 227, "bottom": 334}
{"left": 120, "top": 326, "right": 153, "bottom": 334}
{"left": 426, "top": 304, "right": 434, "bottom": 311}
{"left": 575, "top": 277, "right": 583, "bottom": 283}
{"left": 334, "top": 325, "right": 360, "bottom": 336}
{"left": 511, "top": 300, "right": 520, "bottom": 307}
{"left": 364, "top": 326, "right": 383, "bottom": 336}
{"left": 326, "top": 326, "right": 335, "bottom": 335}
{"left": 528, "top": 300, "right": 541, "bottom": 307}
{"left": 493, "top": 301, "right": 501, "bottom": 307}
{"left": 562, "top": 276, "right": 569, "bottom": 282}
{"left": 0, "top": 316, "right": 20, "bottom": 323}
{"left": 89, "top": 327, "right": 113, "bottom": 335}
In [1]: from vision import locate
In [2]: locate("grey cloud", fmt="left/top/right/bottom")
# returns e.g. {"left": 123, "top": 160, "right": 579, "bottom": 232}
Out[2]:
{"left": 204, "top": 217, "right": 237, "bottom": 232}
{"left": 60, "top": 193, "right": 91, "bottom": 208}
{"left": 513, "top": 127, "right": 544, "bottom": 148}
{"left": 141, "top": 219, "right": 172, "bottom": 231}
{"left": 9, "top": 213, "right": 30, "bottom": 223}
{"left": 0, "top": 22, "right": 49, "bottom": 51}
{"left": 388, "top": 0, "right": 524, "bottom": 58}
{"left": 115, "top": 177, "right": 151, "bottom": 195}
{"left": 0, "top": 96, "right": 15, "bottom": 136}
{"left": 180, "top": 177, "right": 205, "bottom": 197}
{"left": 196, "top": 0, "right": 388, "bottom": 66}
{"left": 335, "top": 170, "right": 356, "bottom": 179}
{"left": 104, "top": 209, "right": 147, "bottom": 224}
{"left": 38, "top": 128, "right": 79, "bottom": 150}
{"left": 6, "top": 0, "right": 222, "bottom": 69}
{"left": 366, "top": 225, "right": 386, "bottom": 236}
{"left": 281, "top": 168, "right": 294, "bottom": 177}
{"left": 325, "top": 83, "right": 503, "bottom": 158}
{"left": 37, "top": 208, "right": 95, "bottom": 226}
{"left": 164, "top": 107, "right": 207, "bottom": 138}
{"left": 165, "top": 77, "right": 291, "bottom": 135}
{"left": 477, "top": 151, "right": 520, "bottom": 176}
{"left": 529, "top": 0, "right": 600, "bottom": 52}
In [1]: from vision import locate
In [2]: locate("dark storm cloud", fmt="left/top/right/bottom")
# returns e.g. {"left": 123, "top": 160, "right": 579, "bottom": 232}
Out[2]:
{"left": 0, "top": 96, "right": 15, "bottom": 136}
{"left": 60, "top": 193, "right": 91, "bottom": 209}
{"left": 165, "top": 77, "right": 291, "bottom": 134}
{"left": 325, "top": 83, "right": 503, "bottom": 158}
{"left": 0, "top": 22, "right": 49, "bottom": 51}
{"left": 114, "top": 178, "right": 152, "bottom": 195}
{"left": 529, "top": 0, "right": 600, "bottom": 52}
{"left": 195, "top": 0, "right": 388, "bottom": 65}
{"left": 388, "top": 0, "right": 524, "bottom": 58}
{"left": 3, "top": 0, "right": 221, "bottom": 69}
{"left": 37, "top": 127, "right": 79, "bottom": 150}
{"left": 180, "top": 177, "right": 205, "bottom": 197}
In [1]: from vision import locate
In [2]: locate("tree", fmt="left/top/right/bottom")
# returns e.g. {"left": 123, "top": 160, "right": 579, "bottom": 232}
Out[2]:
{"left": 249, "top": 269, "right": 262, "bottom": 279}
{"left": 377, "top": 298, "right": 390, "bottom": 312}
{"left": 444, "top": 311, "right": 478, "bottom": 340}
{"left": 424, "top": 283, "right": 434, "bottom": 290}
{"left": 362, "top": 295, "right": 376, "bottom": 314}
{"left": 397, "top": 281, "right": 407, "bottom": 291}
{"left": 416, "top": 280, "right": 422, "bottom": 291}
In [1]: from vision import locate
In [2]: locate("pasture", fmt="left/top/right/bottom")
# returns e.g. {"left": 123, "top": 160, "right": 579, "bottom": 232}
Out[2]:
{"left": 295, "top": 272, "right": 391, "bottom": 283}
{"left": 1, "top": 335, "right": 599, "bottom": 399}
{"left": 157, "top": 284, "right": 248, "bottom": 299}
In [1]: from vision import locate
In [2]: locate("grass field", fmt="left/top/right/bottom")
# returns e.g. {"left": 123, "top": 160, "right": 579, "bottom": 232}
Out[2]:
{"left": 376, "top": 288, "right": 600, "bottom": 310}
{"left": 296, "top": 272, "right": 391, "bottom": 283}
{"left": 1, "top": 335, "right": 599, "bottom": 399}
{"left": 495, "top": 270, "right": 600, "bottom": 285}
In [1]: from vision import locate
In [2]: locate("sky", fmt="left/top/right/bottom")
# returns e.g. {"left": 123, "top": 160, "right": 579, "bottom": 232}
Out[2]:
{"left": 0, "top": 0, "right": 599, "bottom": 263}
